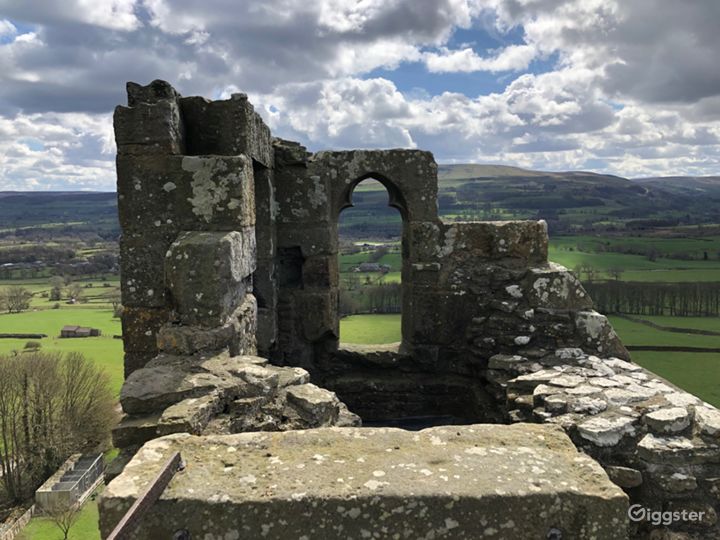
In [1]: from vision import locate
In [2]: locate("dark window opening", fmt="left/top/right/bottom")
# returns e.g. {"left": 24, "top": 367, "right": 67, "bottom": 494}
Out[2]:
{"left": 278, "top": 247, "right": 304, "bottom": 288}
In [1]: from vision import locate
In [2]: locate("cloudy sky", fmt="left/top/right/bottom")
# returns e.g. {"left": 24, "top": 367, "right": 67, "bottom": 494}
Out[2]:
{"left": 1, "top": 0, "right": 719, "bottom": 190}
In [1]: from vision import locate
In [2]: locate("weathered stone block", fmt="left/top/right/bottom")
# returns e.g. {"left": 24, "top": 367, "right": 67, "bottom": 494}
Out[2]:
{"left": 410, "top": 262, "right": 439, "bottom": 287}
{"left": 526, "top": 263, "right": 594, "bottom": 310}
{"left": 126, "top": 80, "right": 180, "bottom": 106}
{"left": 116, "top": 154, "right": 181, "bottom": 233}
{"left": 606, "top": 465, "right": 643, "bottom": 488}
{"left": 119, "top": 233, "right": 173, "bottom": 308}
{"left": 121, "top": 306, "right": 170, "bottom": 361}
{"left": 437, "top": 221, "right": 548, "bottom": 266}
{"left": 644, "top": 407, "right": 691, "bottom": 434}
{"left": 273, "top": 138, "right": 310, "bottom": 166}
{"left": 577, "top": 412, "right": 638, "bottom": 447}
{"left": 112, "top": 413, "right": 162, "bottom": 448}
{"left": 99, "top": 424, "right": 628, "bottom": 540}
{"left": 410, "top": 290, "right": 472, "bottom": 345}
{"left": 285, "top": 384, "right": 339, "bottom": 425}
{"left": 114, "top": 100, "right": 184, "bottom": 155}
{"left": 655, "top": 472, "right": 698, "bottom": 493}
{"left": 276, "top": 224, "right": 335, "bottom": 257}
{"left": 275, "top": 167, "right": 330, "bottom": 224}
{"left": 637, "top": 433, "right": 720, "bottom": 464}
{"left": 302, "top": 255, "right": 338, "bottom": 288}
{"left": 181, "top": 95, "right": 273, "bottom": 167}
{"left": 123, "top": 352, "right": 154, "bottom": 379}
{"left": 176, "top": 155, "right": 256, "bottom": 229}
{"left": 165, "top": 231, "right": 255, "bottom": 326}
{"left": 695, "top": 405, "right": 720, "bottom": 438}
{"left": 408, "top": 221, "right": 442, "bottom": 261}
{"left": 117, "top": 154, "right": 256, "bottom": 234}
{"left": 574, "top": 310, "right": 630, "bottom": 359}
{"left": 296, "top": 291, "right": 337, "bottom": 342}
{"left": 157, "top": 393, "right": 222, "bottom": 436}
{"left": 157, "top": 295, "right": 257, "bottom": 356}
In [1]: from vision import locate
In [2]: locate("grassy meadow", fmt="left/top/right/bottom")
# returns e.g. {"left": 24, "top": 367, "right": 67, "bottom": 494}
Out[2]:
{"left": 0, "top": 279, "right": 124, "bottom": 396}
{"left": 18, "top": 489, "right": 103, "bottom": 540}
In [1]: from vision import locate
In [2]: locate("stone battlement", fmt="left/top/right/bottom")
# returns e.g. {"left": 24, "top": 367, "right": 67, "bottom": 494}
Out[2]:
{"left": 105, "top": 80, "right": 720, "bottom": 539}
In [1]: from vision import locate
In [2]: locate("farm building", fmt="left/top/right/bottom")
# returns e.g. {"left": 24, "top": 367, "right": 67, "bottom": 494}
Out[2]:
{"left": 60, "top": 325, "right": 101, "bottom": 338}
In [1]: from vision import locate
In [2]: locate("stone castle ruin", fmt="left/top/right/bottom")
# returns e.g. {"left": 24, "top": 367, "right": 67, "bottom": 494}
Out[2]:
{"left": 100, "top": 80, "right": 720, "bottom": 539}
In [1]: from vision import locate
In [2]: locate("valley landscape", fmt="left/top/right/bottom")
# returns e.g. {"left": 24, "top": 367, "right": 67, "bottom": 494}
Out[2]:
{"left": 2, "top": 164, "right": 719, "bottom": 414}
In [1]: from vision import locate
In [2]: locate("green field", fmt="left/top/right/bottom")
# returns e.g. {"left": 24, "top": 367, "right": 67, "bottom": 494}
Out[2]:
{"left": 607, "top": 316, "right": 720, "bottom": 348}
{"left": 340, "top": 314, "right": 402, "bottom": 344}
{"left": 636, "top": 316, "right": 720, "bottom": 332}
{"left": 0, "top": 278, "right": 120, "bottom": 309}
{"left": 632, "top": 351, "right": 720, "bottom": 408}
{"left": 549, "top": 241, "right": 720, "bottom": 282}
{"left": 0, "top": 309, "right": 123, "bottom": 395}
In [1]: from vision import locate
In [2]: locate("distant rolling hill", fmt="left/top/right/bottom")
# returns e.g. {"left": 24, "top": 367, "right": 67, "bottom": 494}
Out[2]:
{"left": 632, "top": 176, "right": 720, "bottom": 198}
{"left": 0, "top": 191, "right": 118, "bottom": 239}
{"left": 436, "top": 164, "right": 673, "bottom": 213}
{"left": 1, "top": 166, "right": 719, "bottom": 240}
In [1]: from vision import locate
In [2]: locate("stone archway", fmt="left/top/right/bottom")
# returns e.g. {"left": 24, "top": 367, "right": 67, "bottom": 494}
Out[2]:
{"left": 317, "top": 150, "right": 441, "bottom": 353}
{"left": 337, "top": 174, "right": 405, "bottom": 345}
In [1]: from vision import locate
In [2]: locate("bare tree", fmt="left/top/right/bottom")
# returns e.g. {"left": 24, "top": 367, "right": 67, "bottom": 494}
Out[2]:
{"left": 110, "top": 292, "right": 124, "bottom": 318}
{"left": 66, "top": 283, "right": 84, "bottom": 302}
{"left": 49, "top": 276, "right": 64, "bottom": 301}
{"left": 608, "top": 267, "right": 624, "bottom": 281}
{"left": 0, "top": 352, "right": 117, "bottom": 502}
{"left": 1, "top": 286, "right": 32, "bottom": 313}
{"left": 45, "top": 500, "right": 81, "bottom": 540}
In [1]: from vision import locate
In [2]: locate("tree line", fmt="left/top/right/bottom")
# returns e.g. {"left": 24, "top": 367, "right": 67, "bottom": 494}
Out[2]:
{"left": 0, "top": 352, "right": 116, "bottom": 503}
{"left": 585, "top": 281, "right": 720, "bottom": 316}
{"left": 340, "top": 283, "right": 401, "bottom": 316}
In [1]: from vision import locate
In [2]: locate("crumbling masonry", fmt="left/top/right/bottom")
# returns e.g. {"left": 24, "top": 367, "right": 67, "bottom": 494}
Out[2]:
{"left": 101, "top": 80, "right": 720, "bottom": 539}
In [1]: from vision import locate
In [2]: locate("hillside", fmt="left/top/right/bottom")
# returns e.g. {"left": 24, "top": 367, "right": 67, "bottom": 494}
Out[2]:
{"left": 0, "top": 191, "right": 118, "bottom": 240}
{"left": 344, "top": 165, "right": 720, "bottom": 237}
{"left": 632, "top": 176, "right": 720, "bottom": 198}
{"left": 1, "top": 167, "right": 720, "bottom": 240}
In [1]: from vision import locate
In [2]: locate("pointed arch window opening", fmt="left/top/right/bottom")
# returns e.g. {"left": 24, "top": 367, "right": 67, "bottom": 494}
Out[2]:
{"left": 338, "top": 176, "right": 404, "bottom": 345}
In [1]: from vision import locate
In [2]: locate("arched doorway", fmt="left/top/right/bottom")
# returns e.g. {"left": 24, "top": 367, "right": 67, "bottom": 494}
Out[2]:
{"left": 338, "top": 177, "right": 404, "bottom": 345}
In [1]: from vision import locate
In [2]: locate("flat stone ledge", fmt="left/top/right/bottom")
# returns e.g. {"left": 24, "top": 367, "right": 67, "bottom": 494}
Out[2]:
{"left": 100, "top": 424, "right": 628, "bottom": 540}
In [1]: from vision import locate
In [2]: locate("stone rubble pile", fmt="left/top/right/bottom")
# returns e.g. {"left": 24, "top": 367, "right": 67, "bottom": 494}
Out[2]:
{"left": 108, "top": 350, "right": 359, "bottom": 481}
{"left": 487, "top": 347, "right": 720, "bottom": 534}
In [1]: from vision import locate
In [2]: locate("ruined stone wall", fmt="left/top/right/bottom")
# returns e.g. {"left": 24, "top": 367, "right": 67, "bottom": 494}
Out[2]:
{"left": 114, "top": 80, "right": 720, "bottom": 538}
{"left": 112, "top": 82, "right": 361, "bottom": 484}
{"left": 115, "top": 80, "right": 269, "bottom": 375}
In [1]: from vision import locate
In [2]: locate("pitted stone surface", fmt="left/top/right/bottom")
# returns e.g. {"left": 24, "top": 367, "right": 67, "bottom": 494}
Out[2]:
{"left": 695, "top": 406, "right": 720, "bottom": 437}
{"left": 644, "top": 407, "right": 691, "bottom": 434}
{"left": 100, "top": 424, "right": 628, "bottom": 540}
{"left": 115, "top": 351, "right": 359, "bottom": 449}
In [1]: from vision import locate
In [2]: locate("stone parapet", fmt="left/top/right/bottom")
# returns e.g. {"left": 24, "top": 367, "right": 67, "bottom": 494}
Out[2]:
{"left": 487, "top": 348, "right": 720, "bottom": 537}
{"left": 100, "top": 424, "right": 628, "bottom": 540}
